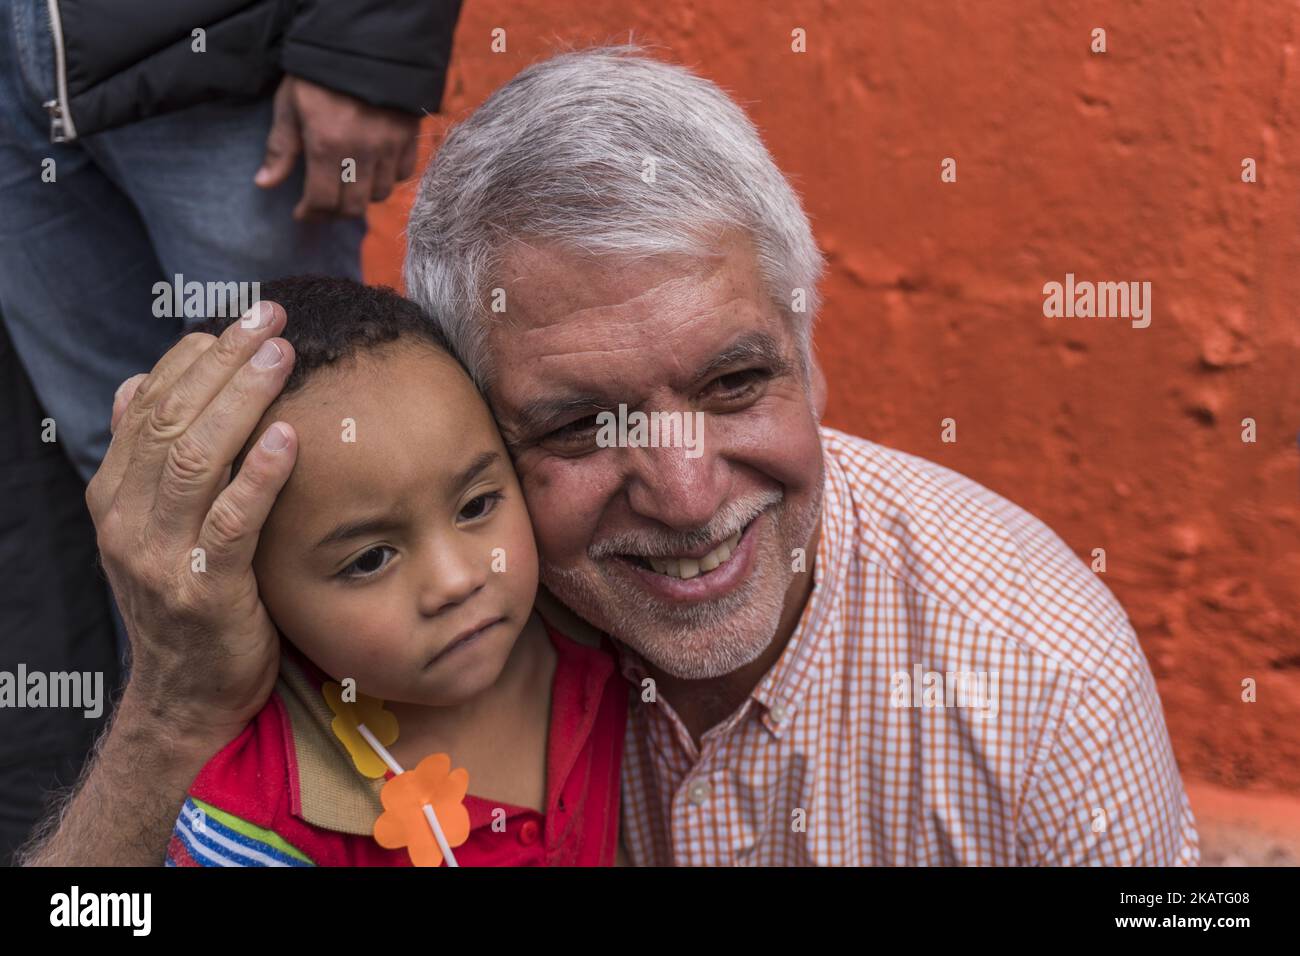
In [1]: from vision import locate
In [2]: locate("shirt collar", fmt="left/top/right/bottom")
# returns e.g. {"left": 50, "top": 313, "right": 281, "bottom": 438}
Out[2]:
{"left": 277, "top": 643, "right": 385, "bottom": 836}
{"left": 276, "top": 610, "right": 616, "bottom": 837}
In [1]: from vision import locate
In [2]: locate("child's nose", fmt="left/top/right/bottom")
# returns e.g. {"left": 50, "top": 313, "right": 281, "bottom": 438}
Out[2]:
{"left": 416, "top": 541, "right": 490, "bottom": 616}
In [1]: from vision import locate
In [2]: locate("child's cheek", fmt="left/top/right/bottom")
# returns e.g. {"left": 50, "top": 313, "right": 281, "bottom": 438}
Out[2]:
{"left": 301, "top": 588, "right": 407, "bottom": 689}
{"left": 505, "top": 501, "right": 540, "bottom": 591}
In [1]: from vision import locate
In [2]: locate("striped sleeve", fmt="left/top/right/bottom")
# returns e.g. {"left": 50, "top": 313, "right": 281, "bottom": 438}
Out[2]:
{"left": 166, "top": 797, "right": 315, "bottom": 867}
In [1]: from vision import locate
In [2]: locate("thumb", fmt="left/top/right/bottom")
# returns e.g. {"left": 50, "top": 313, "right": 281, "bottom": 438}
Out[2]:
{"left": 255, "top": 83, "right": 302, "bottom": 188}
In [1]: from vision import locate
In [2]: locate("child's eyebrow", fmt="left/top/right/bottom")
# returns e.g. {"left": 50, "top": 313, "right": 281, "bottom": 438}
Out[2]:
{"left": 312, "top": 452, "right": 503, "bottom": 551}
{"left": 448, "top": 450, "right": 502, "bottom": 492}
{"left": 314, "top": 516, "right": 405, "bottom": 551}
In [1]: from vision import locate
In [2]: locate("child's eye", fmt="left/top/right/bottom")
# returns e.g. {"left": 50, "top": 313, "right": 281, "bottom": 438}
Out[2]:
{"left": 459, "top": 491, "right": 504, "bottom": 522}
{"left": 339, "top": 545, "right": 396, "bottom": 579}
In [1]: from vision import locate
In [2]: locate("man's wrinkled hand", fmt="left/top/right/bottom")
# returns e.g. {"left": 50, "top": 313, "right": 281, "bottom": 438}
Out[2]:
{"left": 254, "top": 75, "right": 421, "bottom": 221}
{"left": 88, "top": 302, "right": 298, "bottom": 748}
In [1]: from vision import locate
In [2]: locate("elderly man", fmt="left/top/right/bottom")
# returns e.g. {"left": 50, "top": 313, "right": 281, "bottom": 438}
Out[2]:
{"left": 24, "top": 48, "right": 1197, "bottom": 866}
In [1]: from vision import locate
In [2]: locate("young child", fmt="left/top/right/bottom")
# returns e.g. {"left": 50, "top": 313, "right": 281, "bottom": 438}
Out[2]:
{"left": 164, "top": 276, "right": 628, "bottom": 867}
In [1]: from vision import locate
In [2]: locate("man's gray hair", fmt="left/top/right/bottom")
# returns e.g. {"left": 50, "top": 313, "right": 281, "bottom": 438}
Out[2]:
{"left": 404, "top": 45, "right": 824, "bottom": 391}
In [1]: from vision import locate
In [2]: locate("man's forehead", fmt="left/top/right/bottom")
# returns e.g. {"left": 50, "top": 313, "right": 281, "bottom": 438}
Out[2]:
{"left": 497, "top": 230, "right": 769, "bottom": 328}
{"left": 481, "top": 232, "right": 792, "bottom": 420}
{"left": 504, "top": 231, "right": 769, "bottom": 332}
{"left": 498, "top": 239, "right": 742, "bottom": 319}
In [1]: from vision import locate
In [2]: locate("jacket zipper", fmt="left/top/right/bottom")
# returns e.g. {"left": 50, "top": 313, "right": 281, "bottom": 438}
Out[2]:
{"left": 42, "top": 0, "right": 76, "bottom": 142}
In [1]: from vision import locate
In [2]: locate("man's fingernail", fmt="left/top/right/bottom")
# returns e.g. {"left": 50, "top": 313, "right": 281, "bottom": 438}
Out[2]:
{"left": 114, "top": 380, "right": 130, "bottom": 404}
{"left": 251, "top": 340, "right": 283, "bottom": 369}
{"left": 241, "top": 301, "right": 272, "bottom": 329}
{"left": 261, "top": 424, "right": 289, "bottom": 451}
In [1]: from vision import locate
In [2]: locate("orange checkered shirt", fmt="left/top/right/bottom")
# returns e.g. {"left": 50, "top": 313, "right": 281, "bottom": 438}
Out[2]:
{"left": 617, "top": 425, "right": 1199, "bottom": 866}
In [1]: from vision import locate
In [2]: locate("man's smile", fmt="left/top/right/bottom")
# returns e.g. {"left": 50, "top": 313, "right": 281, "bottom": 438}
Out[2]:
{"left": 639, "top": 526, "right": 743, "bottom": 578}
{"left": 609, "top": 512, "right": 764, "bottom": 602}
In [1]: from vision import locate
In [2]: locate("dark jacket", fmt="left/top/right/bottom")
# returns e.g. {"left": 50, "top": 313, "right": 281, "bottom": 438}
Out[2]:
{"left": 44, "top": 0, "right": 462, "bottom": 142}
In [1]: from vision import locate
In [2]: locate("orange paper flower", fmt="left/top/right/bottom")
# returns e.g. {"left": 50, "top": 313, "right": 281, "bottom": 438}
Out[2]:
{"left": 322, "top": 682, "right": 399, "bottom": 778}
{"left": 373, "top": 753, "right": 472, "bottom": 867}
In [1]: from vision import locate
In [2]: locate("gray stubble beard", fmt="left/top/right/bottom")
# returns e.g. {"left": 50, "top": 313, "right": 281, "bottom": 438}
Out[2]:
{"left": 541, "top": 479, "right": 824, "bottom": 680}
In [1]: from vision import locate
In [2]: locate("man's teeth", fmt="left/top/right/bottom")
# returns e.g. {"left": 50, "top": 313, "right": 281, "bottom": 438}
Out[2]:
{"left": 643, "top": 529, "right": 743, "bottom": 579}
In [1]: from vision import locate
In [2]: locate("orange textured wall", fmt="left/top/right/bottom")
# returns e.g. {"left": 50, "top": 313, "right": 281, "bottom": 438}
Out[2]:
{"left": 363, "top": 1, "right": 1300, "bottom": 798}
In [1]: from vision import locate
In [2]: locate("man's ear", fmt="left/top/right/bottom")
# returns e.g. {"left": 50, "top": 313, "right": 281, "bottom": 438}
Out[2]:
{"left": 810, "top": 351, "right": 827, "bottom": 422}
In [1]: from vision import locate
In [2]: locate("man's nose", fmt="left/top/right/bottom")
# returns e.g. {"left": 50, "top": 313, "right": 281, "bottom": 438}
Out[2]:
{"left": 624, "top": 442, "right": 728, "bottom": 532}
{"left": 417, "top": 537, "right": 489, "bottom": 617}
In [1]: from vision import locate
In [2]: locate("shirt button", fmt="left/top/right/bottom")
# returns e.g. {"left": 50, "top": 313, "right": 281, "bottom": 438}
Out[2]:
{"left": 518, "top": 819, "right": 540, "bottom": 846}
{"left": 769, "top": 704, "right": 787, "bottom": 724}
{"left": 687, "top": 780, "right": 712, "bottom": 805}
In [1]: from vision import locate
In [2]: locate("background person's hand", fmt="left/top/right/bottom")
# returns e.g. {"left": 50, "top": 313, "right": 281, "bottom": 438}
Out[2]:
{"left": 87, "top": 302, "right": 298, "bottom": 751}
{"left": 254, "top": 75, "right": 421, "bottom": 221}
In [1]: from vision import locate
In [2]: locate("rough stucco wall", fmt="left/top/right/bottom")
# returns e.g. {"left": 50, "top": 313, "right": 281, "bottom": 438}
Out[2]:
{"left": 363, "top": 1, "right": 1300, "bottom": 801}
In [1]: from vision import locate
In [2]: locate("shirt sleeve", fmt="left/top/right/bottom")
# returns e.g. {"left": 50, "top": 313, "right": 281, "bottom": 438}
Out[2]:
{"left": 165, "top": 795, "right": 315, "bottom": 867}
{"left": 283, "top": 0, "right": 463, "bottom": 115}
{"left": 163, "top": 695, "right": 317, "bottom": 867}
{"left": 1016, "top": 637, "right": 1200, "bottom": 866}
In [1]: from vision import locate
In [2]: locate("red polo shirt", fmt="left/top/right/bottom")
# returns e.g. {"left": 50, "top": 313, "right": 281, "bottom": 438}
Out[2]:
{"left": 166, "top": 610, "right": 628, "bottom": 867}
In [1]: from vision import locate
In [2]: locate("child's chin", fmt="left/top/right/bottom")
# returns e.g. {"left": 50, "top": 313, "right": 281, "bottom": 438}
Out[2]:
{"left": 415, "top": 661, "right": 505, "bottom": 707}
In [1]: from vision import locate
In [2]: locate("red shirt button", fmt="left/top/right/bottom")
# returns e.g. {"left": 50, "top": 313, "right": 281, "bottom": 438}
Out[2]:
{"left": 519, "top": 819, "right": 540, "bottom": 846}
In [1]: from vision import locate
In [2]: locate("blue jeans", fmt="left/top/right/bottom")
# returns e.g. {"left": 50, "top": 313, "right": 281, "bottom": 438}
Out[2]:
{"left": 0, "top": 0, "right": 365, "bottom": 482}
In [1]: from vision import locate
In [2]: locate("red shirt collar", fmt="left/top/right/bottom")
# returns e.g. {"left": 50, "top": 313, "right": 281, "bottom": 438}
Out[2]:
{"left": 276, "top": 612, "right": 618, "bottom": 836}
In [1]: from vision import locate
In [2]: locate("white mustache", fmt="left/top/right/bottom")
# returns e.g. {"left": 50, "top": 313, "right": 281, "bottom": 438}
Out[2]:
{"left": 588, "top": 489, "right": 782, "bottom": 560}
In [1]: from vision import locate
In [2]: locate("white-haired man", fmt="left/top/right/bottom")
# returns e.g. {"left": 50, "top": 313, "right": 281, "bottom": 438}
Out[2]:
{"left": 27, "top": 48, "right": 1197, "bottom": 866}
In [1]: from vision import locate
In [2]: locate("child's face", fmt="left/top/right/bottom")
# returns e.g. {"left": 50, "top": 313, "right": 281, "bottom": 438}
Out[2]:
{"left": 251, "top": 340, "right": 539, "bottom": 707}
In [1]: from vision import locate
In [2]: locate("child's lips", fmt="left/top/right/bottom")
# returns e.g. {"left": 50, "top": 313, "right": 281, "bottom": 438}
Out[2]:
{"left": 428, "top": 615, "right": 506, "bottom": 666}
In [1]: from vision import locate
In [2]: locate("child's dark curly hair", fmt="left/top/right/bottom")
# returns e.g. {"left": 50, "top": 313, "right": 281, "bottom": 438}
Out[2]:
{"left": 187, "top": 275, "right": 456, "bottom": 399}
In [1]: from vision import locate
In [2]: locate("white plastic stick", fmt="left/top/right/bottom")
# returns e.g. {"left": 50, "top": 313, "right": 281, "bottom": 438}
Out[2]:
{"left": 357, "top": 723, "right": 404, "bottom": 775}
{"left": 357, "top": 722, "right": 460, "bottom": 867}
{"left": 422, "top": 804, "right": 458, "bottom": 868}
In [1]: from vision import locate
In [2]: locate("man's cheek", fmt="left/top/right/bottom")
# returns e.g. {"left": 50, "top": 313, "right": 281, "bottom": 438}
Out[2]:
{"left": 775, "top": 434, "right": 822, "bottom": 491}
{"left": 761, "top": 403, "right": 821, "bottom": 470}
{"left": 530, "top": 505, "right": 587, "bottom": 569}
{"left": 727, "top": 413, "right": 820, "bottom": 490}
{"left": 521, "top": 461, "right": 612, "bottom": 564}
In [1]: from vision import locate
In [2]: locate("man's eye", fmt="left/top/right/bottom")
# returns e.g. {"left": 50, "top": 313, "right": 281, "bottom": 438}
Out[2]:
{"left": 459, "top": 491, "right": 504, "bottom": 522}
{"left": 340, "top": 546, "right": 396, "bottom": 579}
{"left": 712, "top": 368, "right": 768, "bottom": 395}
{"left": 546, "top": 416, "right": 600, "bottom": 443}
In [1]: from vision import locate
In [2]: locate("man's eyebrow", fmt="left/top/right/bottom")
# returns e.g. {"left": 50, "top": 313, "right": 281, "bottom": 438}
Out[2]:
{"left": 507, "top": 333, "right": 792, "bottom": 439}
{"left": 689, "top": 331, "right": 792, "bottom": 385}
